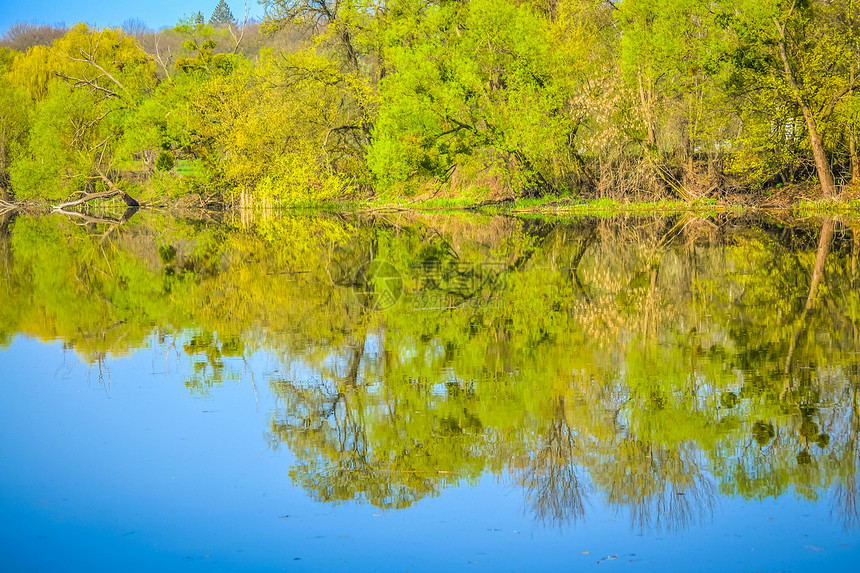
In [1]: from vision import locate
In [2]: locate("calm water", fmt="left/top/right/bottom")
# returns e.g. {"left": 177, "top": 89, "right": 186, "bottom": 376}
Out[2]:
{"left": 1, "top": 210, "right": 859, "bottom": 571}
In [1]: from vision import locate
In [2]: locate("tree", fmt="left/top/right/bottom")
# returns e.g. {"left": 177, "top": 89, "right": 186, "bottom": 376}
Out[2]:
{"left": 0, "top": 78, "right": 30, "bottom": 194}
{"left": 210, "top": 0, "right": 236, "bottom": 26}
{"left": 715, "top": 0, "right": 858, "bottom": 196}
{"left": 121, "top": 18, "right": 150, "bottom": 39}
{"left": 0, "top": 22, "right": 66, "bottom": 51}
{"left": 184, "top": 50, "right": 361, "bottom": 202}
{"left": 614, "top": 0, "right": 725, "bottom": 199}
{"left": 368, "top": 0, "right": 590, "bottom": 197}
{"left": 7, "top": 24, "right": 155, "bottom": 202}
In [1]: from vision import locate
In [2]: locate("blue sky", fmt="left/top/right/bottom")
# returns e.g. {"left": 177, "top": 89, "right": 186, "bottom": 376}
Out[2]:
{"left": 0, "top": 1, "right": 265, "bottom": 33}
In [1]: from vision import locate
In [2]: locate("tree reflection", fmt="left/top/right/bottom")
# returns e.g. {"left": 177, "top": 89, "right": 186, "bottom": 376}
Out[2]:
{"left": 518, "top": 397, "right": 587, "bottom": 526}
{"left": 592, "top": 439, "right": 716, "bottom": 532}
{"left": 2, "top": 210, "right": 860, "bottom": 531}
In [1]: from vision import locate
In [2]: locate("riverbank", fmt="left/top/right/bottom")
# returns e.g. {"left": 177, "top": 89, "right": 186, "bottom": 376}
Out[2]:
{"left": 4, "top": 186, "right": 860, "bottom": 219}
{"left": 356, "top": 193, "right": 860, "bottom": 217}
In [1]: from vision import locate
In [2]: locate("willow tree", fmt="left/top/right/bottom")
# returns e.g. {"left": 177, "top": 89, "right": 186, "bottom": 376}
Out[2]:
{"left": 0, "top": 77, "right": 30, "bottom": 195}
{"left": 7, "top": 25, "right": 155, "bottom": 202}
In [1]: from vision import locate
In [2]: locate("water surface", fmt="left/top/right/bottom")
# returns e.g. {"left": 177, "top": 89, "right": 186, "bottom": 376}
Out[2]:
{"left": 1, "top": 210, "right": 859, "bottom": 571}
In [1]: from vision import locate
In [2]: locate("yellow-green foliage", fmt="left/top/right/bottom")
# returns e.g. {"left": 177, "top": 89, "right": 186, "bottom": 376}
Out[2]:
{"left": 2, "top": 1, "right": 860, "bottom": 203}
{"left": 9, "top": 45, "right": 55, "bottom": 100}
{"left": 189, "top": 48, "right": 368, "bottom": 202}
{"left": 0, "top": 76, "right": 30, "bottom": 184}
{"left": 5, "top": 24, "right": 157, "bottom": 199}
{"left": 9, "top": 84, "right": 92, "bottom": 199}
{"left": 4, "top": 211, "right": 857, "bottom": 516}
{"left": 255, "top": 142, "right": 346, "bottom": 202}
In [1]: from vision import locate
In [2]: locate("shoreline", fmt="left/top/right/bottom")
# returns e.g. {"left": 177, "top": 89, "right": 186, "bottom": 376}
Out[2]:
{"left": 3, "top": 193, "right": 860, "bottom": 218}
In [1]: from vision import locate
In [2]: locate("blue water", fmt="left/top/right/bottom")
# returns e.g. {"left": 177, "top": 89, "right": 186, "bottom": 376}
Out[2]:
{"left": 1, "top": 335, "right": 857, "bottom": 572}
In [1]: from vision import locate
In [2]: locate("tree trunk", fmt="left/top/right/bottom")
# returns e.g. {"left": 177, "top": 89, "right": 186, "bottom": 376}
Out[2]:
{"left": 341, "top": 29, "right": 360, "bottom": 75}
{"left": 851, "top": 129, "right": 860, "bottom": 186}
{"left": 53, "top": 189, "right": 139, "bottom": 210}
{"left": 775, "top": 23, "right": 837, "bottom": 197}
{"left": 637, "top": 68, "right": 656, "bottom": 147}
{"left": 851, "top": 64, "right": 860, "bottom": 186}
{"left": 784, "top": 219, "right": 835, "bottom": 376}
{"left": 800, "top": 104, "right": 838, "bottom": 197}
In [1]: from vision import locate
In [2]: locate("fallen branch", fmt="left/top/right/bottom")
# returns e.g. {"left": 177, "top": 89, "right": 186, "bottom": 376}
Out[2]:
{"left": 53, "top": 189, "right": 130, "bottom": 210}
{"left": 0, "top": 196, "right": 22, "bottom": 219}
{"left": 94, "top": 169, "right": 139, "bottom": 204}
{"left": 53, "top": 208, "right": 126, "bottom": 226}
{"left": 54, "top": 206, "right": 138, "bottom": 242}
{"left": 53, "top": 170, "right": 139, "bottom": 210}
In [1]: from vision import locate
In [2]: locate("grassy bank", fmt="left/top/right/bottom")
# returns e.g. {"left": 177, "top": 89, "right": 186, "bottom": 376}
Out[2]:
{"left": 792, "top": 198, "right": 860, "bottom": 216}
{"left": 358, "top": 195, "right": 795, "bottom": 217}
{"left": 6, "top": 187, "right": 860, "bottom": 219}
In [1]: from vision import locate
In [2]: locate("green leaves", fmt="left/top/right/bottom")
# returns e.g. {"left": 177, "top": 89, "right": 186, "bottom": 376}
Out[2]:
{"left": 1, "top": 0, "right": 859, "bottom": 203}
{"left": 9, "top": 84, "right": 92, "bottom": 200}
{"left": 709, "top": 0, "right": 857, "bottom": 191}
{"left": 209, "top": 0, "right": 236, "bottom": 26}
{"left": 369, "top": 0, "right": 583, "bottom": 196}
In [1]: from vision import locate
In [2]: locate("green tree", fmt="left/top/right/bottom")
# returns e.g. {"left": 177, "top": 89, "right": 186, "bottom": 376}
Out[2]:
{"left": 0, "top": 77, "right": 30, "bottom": 194}
{"left": 368, "top": 0, "right": 589, "bottom": 197}
{"left": 714, "top": 0, "right": 858, "bottom": 195}
{"left": 614, "top": 0, "right": 728, "bottom": 199}
{"left": 210, "top": 0, "right": 236, "bottom": 26}
{"left": 7, "top": 24, "right": 156, "bottom": 200}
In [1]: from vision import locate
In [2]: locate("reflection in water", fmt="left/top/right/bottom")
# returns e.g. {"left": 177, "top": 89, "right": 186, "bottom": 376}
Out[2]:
{"left": 2, "top": 209, "right": 860, "bottom": 532}
{"left": 517, "top": 397, "right": 588, "bottom": 527}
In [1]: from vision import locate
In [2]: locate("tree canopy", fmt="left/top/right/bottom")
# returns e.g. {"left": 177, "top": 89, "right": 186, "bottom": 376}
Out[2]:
{"left": 0, "top": 0, "right": 858, "bottom": 205}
